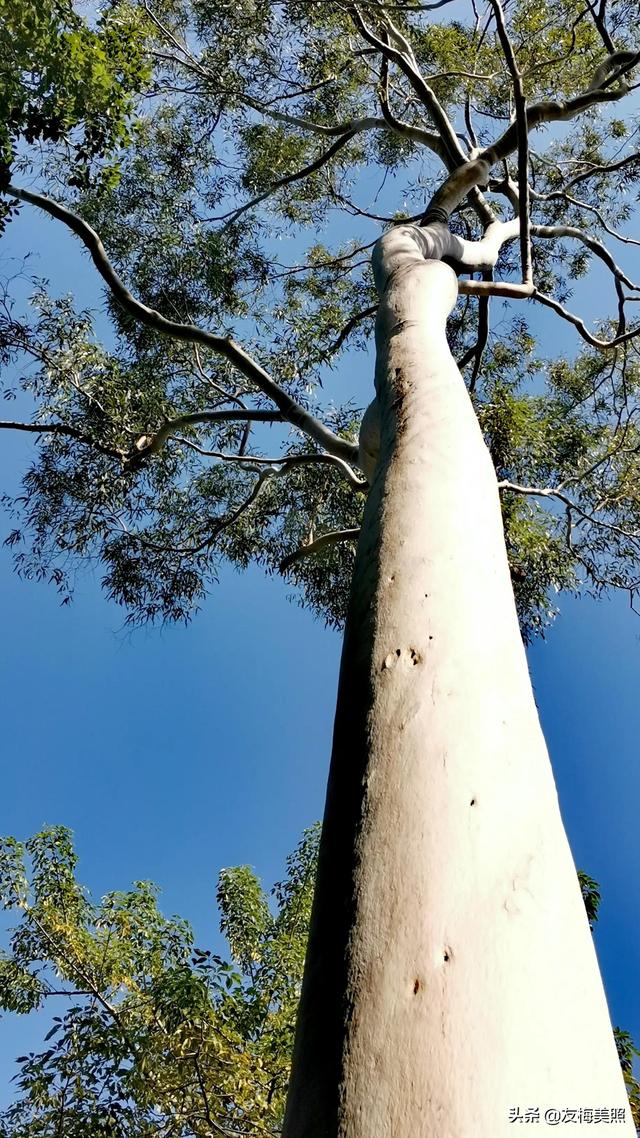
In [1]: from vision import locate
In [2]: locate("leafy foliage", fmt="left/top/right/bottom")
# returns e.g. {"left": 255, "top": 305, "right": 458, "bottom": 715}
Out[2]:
{"left": 2, "top": 0, "right": 640, "bottom": 638}
{"left": 615, "top": 1029, "right": 640, "bottom": 1131}
{"left": 0, "top": 0, "right": 150, "bottom": 204}
{"left": 577, "top": 870, "right": 601, "bottom": 931}
{"left": 578, "top": 869, "right": 640, "bottom": 1129}
{"left": 0, "top": 825, "right": 320, "bottom": 1137}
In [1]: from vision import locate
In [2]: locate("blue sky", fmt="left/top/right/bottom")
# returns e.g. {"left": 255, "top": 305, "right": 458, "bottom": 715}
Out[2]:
{"left": 0, "top": 190, "right": 639, "bottom": 1103}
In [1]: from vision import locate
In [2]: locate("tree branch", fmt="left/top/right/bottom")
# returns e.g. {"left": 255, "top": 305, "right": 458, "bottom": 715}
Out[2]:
{"left": 528, "top": 185, "right": 640, "bottom": 249}
{"left": 206, "top": 128, "right": 371, "bottom": 229}
{"left": 350, "top": 5, "right": 458, "bottom": 165}
{"left": 468, "top": 282, "right": 491, "bottom": 394}
{"left": 124, "top": 449, "right": 364, "bottom": 558}
{"left": 324, "top": 305, "right": 378, "bottom": 358}
{"left": 126, "top": 468, "right": 277, "bottom": 556}
{"left": 328, "top": 183, "right": 424, "bottom": 223}
{"left": 377, "top": 50, "right": 443, "bottom": 151}
{"left": 272, "top": 242, "right": 376, "bottom": 279}
{"left": 447, "top": 217, "right": 521, "bottom": 270}
{"left": 456, "top": 278, "right": 640, "bottom": 347}
{"left": 530, "top": 221, "right": 640, "bottom": 288}
{"left": 280, "top": 528, "right": 361, "bottom": 572}
{"left": 584, "top": 0, "right": 616, "bottom": 52}
{"left": 5, "top": 185, "right": 359, "bottom": 465}
{"left": 458, "top": 279, "right": 534, "bottom": 299}
{"left": 561, "top": 149, "right": 640, "bottom": 193}
{"left": 522, "top": 9, "right": 588, "bottom": 81}
{"left": 425, "top": 50, "right": 640, "bottom": 221}
{"left": 193, "top": 1055, "right": 231, "bottom": 1138}
{"left": 125, "top": 409, "right": 283, "bottom": 468}
{"left": 531, "top": 290, "right": 640, "bottom": 348}
{"left": 0, "top": 419, "right": 123, "bottom": 460}
{"left": 498, "top": 479, "right": 640, "bottom": 542}
{"left": 235, "top": 97, "right": 389, "bottom": 139}
{"left": 191, "top": 343, "right": 250, "bottom": 411}
{"left": 26, "top": 909, "right": 132, "bottom": 1048}
{"left": 172, "top": 442, "right": 367, "bottom": 492}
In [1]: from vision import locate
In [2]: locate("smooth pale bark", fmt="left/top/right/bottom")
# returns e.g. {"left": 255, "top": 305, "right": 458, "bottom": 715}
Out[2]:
{"left": 282, "top": 229, "right": 633, "bottom": 1137}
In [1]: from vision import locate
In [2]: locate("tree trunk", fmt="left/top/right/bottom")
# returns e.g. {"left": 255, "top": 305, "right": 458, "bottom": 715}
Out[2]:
{"left": 282, "top": 235, "right": 633, "bottom": 1137}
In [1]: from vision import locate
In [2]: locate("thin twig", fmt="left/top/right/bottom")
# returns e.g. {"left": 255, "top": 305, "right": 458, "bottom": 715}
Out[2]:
{"left": 498, "top": 480, "right": 640, "bottom": 541}
{"left": 325, "top": 305, "right": 378, "bottom": 357}
{"left": 0, "top": 419, "right": 123, "bottom": 460}
{"left": 125, "top": 409, "right": 283, "bottom": 468}
{"left": 205, "top": 128, "right": 371, "bottom": 229}
{"left": 173, "top": 442, "right": 367, "bottom": 491}
{"left": 469, "top": 281, "right": 491, "bottom": 394}
{"left": 124, "top": 469, "right": 277, "bottom": 556}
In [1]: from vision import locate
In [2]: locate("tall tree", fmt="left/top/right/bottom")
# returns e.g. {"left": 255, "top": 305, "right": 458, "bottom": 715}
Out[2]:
{"left": 1, "top": 0, "right": 640, "bottom": 1132}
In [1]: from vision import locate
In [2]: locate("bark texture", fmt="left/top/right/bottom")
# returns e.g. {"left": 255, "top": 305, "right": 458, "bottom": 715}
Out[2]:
{"left": 282, "top": 229, "right": 633, "bottom": 1137}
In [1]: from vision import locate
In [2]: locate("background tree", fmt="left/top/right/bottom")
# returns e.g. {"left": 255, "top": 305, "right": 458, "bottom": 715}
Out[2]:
{"left": 0, "top": 825, "right": 319, "bottom": 1137}
{"left": 1, "top": 0, "right": 640, "bottom": 1133}
{"left": 577, "top": 870, "right": 640, "bottom": 1129}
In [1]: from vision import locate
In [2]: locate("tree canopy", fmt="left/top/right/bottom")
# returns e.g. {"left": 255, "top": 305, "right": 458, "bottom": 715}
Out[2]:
{"left": 2, "top": 0, "right": 640, "bottom": 639}
{"left": 0, "top": 0, "right": 149, "bottom": 205}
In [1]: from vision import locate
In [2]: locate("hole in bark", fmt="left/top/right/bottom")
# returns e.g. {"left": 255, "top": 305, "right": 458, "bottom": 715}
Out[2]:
{"left": 395, "top": 648, "right": 401, "bottom": 657}
{"left": 428, "top": 635, "right": 433, "bottom": 640}
{"left": 413, "top": 978, "right": 420, "bottom": 995}
{"left": 409, "top": 648, "right": 420, "bottom": 666}
{"left": 443, "top": 948, "right": 452, "bottom": 963}
{"left": 470, "top": 798, "right": 476, "bottom": 806}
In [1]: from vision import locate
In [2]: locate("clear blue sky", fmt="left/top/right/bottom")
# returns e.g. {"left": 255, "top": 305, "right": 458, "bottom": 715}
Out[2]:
{"left": 0, "top": 193, "right": 638, "bottom": 1100}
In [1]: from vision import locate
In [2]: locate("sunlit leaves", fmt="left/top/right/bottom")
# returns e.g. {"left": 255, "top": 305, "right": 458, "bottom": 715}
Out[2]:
{"left": 501, "top": 495, "right": 578, "bottom": 640}
{"left": 578, "top": 872, "right": 640, "bottom": 1129}
{"left": 471, "top": 325, "right": 640, "bottom": 636}
{"left": 615, "top": 1029, "right": 640, "bottom": 1129}
{"left": 0, "top": 958, "right": 43, "bottom": 1014}
{"left": 0, "top": 825, "right": 320, "bottom": 1137}
{"left": 0, "top": 0, "right": 150, "bottom": 195}
{"left": 578, "top": 870, "right": 602, "bottom": 931}
{"left": 217, "top": 866, "right": 271, "bottom": 971}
